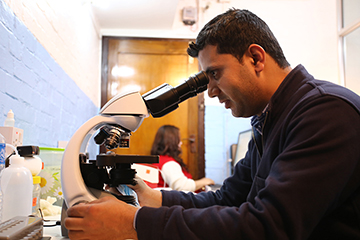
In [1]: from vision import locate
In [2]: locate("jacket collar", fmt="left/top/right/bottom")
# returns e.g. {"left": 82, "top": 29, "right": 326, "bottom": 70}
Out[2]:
{"left": 266, "top": 64, "right": 314, "bottom": 118}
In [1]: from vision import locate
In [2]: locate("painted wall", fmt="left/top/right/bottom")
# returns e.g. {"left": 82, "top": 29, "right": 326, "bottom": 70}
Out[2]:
{"left": 3, "top": 0, "right": 101, "bottom": 107}
{"left": 0, "top": 0, "right": 98, "bottom": 151}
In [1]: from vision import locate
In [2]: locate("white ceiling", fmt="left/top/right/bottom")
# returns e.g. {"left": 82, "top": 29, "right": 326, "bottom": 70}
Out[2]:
{"left": 90, "top": 0, "right": 181, "bottom": 31}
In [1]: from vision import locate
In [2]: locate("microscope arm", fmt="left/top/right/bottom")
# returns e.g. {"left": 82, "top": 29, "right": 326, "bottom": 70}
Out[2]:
{"left": 61, "top": 115, "right": 112, "bottom": 206}
{"left": 61, "top": 92, "right": 148, "bottom": 207}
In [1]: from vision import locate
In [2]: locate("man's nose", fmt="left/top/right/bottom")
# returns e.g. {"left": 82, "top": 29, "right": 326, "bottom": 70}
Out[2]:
{"left": 207, "top": 82, "right": 219, "bottom": 98}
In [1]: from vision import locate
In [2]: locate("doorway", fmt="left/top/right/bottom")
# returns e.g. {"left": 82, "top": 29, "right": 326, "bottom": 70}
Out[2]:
{"left": 101, "top": 37, "right": 205, "bottom": 179}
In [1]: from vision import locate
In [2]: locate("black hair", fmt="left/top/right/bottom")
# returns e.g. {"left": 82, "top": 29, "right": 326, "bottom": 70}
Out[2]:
{"left": 187, "top": 9, "right": 290, "bottom": 68}
{"left": 150, "top": 125, "right": 187, "bottom": 169}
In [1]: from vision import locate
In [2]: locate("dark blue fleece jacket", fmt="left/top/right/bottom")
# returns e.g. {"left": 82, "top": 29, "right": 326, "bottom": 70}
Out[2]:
{"left": 136, "top": 65, "right": 360, "bottom": 240}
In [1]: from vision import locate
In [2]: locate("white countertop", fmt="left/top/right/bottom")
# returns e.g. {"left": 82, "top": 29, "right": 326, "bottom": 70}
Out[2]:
{"left": 43, "top": 215, "right": 69, "bottom": 240}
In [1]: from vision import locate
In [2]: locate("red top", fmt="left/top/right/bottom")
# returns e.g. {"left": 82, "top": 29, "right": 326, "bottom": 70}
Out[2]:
{"left": 151, "top": 155, "right": 192, "bottom": 188}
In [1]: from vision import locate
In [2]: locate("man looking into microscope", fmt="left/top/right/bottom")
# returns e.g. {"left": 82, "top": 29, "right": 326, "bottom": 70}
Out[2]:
{"left": 65, "top": 9, "right": 360, "bottom": 239}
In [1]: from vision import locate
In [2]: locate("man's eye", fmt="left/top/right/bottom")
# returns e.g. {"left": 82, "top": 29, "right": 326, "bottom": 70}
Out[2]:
{"left": 210, "top": 71, "right": 217, "bottom": 79}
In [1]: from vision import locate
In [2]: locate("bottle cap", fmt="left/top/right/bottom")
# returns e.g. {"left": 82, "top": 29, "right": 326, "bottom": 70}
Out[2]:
{"left": 33, "top": 176, "right": 41, "bottom": 184}
{"left": 6, "top": 110, "right": 14, "bottom": 119}
{"left": 9, "top": 154, "right": 25, "bottom": 165}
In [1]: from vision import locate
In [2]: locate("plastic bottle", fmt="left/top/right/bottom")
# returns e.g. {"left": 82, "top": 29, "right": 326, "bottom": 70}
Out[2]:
{"left": 0, "top": 133, "right": 5, "bottom": 222}
{"left": 23, "top": 155, "right": 43, "bottom": 176}
{"left": 0, "top": 153, "right": 33, "bottom": 222}
{"left": 4, "top": 110, "right": 15, "bottom": 127}
{"left": 32, "top": 176, "right": 41, "bottom": 217}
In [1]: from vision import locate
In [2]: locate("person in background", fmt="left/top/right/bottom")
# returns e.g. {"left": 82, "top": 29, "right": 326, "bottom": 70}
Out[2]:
{"left": 150, "top": 125, "right": 214, "bottom": 191}
{"left": 64, "top": 9, "right": 360, "bottom": 239}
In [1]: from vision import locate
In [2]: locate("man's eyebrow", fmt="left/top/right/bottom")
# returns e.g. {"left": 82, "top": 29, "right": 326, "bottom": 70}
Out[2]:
{"left": 205, "top": 66, "right": 216, "bottom": 74}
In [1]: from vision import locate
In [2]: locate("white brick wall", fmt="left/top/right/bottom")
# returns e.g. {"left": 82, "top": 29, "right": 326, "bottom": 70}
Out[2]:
{"left": 4, "top": 0, "right": 101, "bottom": 107}
{"left": 0, "top": 0, "right": 98, "bottom": 149}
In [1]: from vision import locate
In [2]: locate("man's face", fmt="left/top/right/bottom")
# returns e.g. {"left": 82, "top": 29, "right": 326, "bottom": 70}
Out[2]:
{"left": 198, "top": 45, "right": 263, "bottom": 117}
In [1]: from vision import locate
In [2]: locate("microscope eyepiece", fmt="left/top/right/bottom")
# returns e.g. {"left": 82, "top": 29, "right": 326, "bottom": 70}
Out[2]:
{"left": 142, "top": 71, "right": 208, "bottom": 118}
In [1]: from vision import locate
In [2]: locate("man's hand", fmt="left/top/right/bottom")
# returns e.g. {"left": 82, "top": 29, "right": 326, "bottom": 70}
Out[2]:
{"left": 129, "top": 176, "right": 162, "bottom": 208}
{"left": 65, "top": 196, "right": 138, "bottom": 240}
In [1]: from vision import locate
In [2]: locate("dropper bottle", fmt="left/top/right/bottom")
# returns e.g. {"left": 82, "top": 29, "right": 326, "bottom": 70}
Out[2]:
{"left": 4, "top": 110, "right": 15, "bottom": 127}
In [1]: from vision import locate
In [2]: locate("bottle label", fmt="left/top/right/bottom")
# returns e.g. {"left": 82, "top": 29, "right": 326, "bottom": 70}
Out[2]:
{"left": 0, "top": 143, "right": 5, "bottom": 167}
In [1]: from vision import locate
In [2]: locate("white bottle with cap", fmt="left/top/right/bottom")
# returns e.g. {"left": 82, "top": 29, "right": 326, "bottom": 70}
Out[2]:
{"left": 4, "top": 110, "right": 15, "bottom": 127}
{"left": 0, "top": 153, "right": 33, "bottom": 222}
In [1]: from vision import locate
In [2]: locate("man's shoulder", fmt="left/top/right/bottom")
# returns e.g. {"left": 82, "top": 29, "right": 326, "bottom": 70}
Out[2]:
{"left": 307, "top": 79, "right": 360, "bottom": 115}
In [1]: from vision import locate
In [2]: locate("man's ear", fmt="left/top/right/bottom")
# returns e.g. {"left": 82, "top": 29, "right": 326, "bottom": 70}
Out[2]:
{"left": 247, "top": 44, "right": 265, "bottom": 73}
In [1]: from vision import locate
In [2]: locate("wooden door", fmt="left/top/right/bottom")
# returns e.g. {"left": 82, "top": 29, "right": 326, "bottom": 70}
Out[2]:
{"left": 101, "top": 37, "right": 205, "bottom": 179}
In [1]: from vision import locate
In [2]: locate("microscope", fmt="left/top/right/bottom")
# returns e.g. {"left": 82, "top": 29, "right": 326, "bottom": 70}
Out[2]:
{"left": 60, "top": 71, "right": 208, "bottom": 235}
